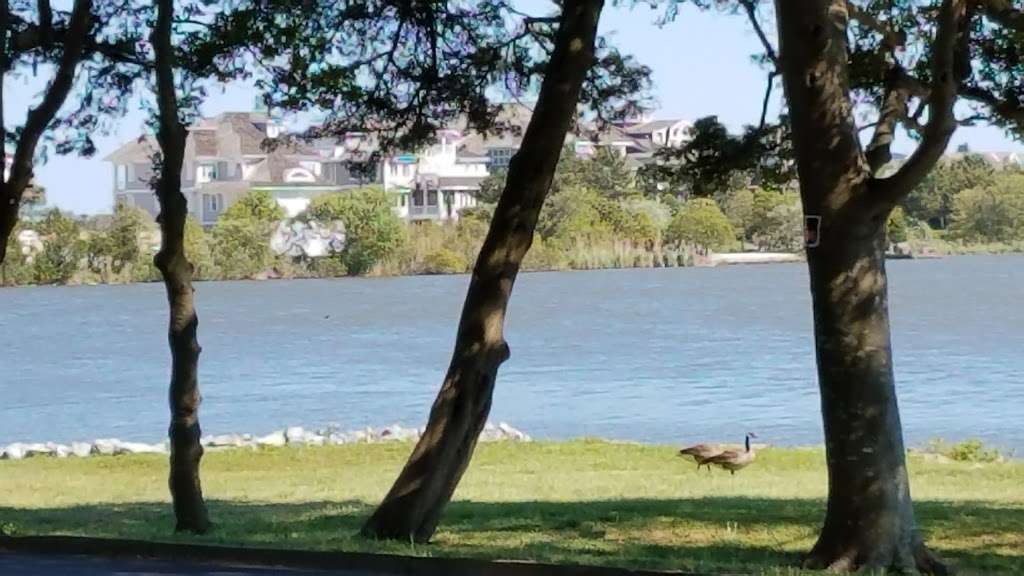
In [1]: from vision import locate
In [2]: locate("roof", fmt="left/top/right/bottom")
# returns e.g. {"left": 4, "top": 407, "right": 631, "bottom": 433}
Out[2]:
{"left": 436, "top": 175, "right": 486, "bottom": 189}
{"left": 248, "top": 147, "right": 330, "bottom": 185}
{"left": 623, "top": 119, "right": 685, "bottom": 135}
{"left": 192, "top": 129, "right": 218, "bottom": 157}
{"left": 103, "top": 136, "right": 158, "bottom": 163}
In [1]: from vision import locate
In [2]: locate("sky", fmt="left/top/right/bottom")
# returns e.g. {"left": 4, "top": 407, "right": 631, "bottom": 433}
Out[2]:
{"left": 4, "top": 4, "right": 1022, "bottom": 215}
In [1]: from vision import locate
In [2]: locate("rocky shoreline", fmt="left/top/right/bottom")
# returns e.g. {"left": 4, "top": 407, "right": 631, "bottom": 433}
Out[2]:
{"left": 0, "top": 421, "right": 530, "bottom": 461}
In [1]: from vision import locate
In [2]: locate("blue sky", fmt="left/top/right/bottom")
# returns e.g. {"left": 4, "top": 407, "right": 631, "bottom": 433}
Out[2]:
{"left": 4, "top": 4, "right": 1022, "bottom": 215}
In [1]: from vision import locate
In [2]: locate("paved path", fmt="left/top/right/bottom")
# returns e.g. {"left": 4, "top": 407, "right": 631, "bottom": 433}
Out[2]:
{"left": 0, "top": 552, "right": 380, "bottom": 575}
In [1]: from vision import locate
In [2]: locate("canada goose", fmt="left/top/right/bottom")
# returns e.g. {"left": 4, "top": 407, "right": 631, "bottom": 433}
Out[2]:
{"left": 678, "top": 443, "right": 723, "bottom": 471}
{"left": 705, "top": 432, "right": 758, "bottom": 475}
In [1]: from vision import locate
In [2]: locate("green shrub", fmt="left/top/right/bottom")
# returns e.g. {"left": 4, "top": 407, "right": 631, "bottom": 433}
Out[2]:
{"left": 306, "top": 187, "right": 406, "bottom": 275}
{"left": 423, "top": 248, "right": 468, "bottom": 274}
{"left": 665, "top": 198, "right": 736, "bottom": 253}
{"left": 925, "top": 438, "right": 1005, "bottom": 463}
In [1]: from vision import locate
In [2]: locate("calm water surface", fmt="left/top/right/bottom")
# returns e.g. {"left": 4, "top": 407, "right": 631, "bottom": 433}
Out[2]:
{"left": 1, "top": 256, "right": 1021, "bottom": 451}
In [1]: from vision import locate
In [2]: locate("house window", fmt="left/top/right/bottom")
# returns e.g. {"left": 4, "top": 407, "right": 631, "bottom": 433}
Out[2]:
{"left": 487, "top": 147, "right": 515, "bottom": 167}
{"left": 427, "top": 190, "right": 438, "bottom": 206}
{"left": 413, "top": 188, "right": 424, "bottom": 206}
{"left": 116, "top": 165, "right": 127, "bottom": 190}
{"left": 199, "top": 164, "right": 218, "bottom": 182}
{"left": 203, "top": 193, "right": 223, "bottom": 214}
{"left": 400, "top": 195, "right": 407, "bottom": 207}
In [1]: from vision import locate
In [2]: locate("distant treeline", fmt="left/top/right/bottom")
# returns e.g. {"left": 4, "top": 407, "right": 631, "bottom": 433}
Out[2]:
{"left": 3, "top": 151, "right": 1022, "bottom": 288}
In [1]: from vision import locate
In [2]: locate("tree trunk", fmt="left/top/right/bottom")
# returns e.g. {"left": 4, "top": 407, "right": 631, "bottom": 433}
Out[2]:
{"left": 801, "top": 209, "right": 946, "bottom": 573}
{"left": 361, "top": 0, "right": 604, "bottom": 543}
{"left": 0, "top": 0, "right": 92, "bottom": 264}
{"left": 775, "top": 2, "right": 950, "bottom": 573}
{"left": 153, "top": 0, "right": 210, "bottom": 534}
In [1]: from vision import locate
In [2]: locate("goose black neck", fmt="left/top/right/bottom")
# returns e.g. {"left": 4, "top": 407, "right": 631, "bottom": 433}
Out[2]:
{"left": 745, "top": 435, "right": 751, "bottom": 452}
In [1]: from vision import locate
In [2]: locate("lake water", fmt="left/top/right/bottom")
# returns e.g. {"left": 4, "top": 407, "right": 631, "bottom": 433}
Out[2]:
{"left": 1, "top": 256, "right": 1021, "bottom": 452}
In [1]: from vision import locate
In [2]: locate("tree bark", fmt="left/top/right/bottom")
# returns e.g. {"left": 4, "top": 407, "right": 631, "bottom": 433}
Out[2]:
{"left": 152, "top": 0, "right": 210, "bottom": 534}
{"left": 360, "top": 0, "right": 604, "bottom": 543}
{"left": 775, "top": 1, "right": 966, "bottom": 573}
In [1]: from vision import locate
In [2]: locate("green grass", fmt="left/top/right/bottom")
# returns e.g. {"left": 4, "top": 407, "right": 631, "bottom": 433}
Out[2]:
{"left": 1, "top": 440, "right": 1022, "bottom": 574}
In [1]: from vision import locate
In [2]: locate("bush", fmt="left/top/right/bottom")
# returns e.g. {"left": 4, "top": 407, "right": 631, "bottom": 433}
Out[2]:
{"left": 925, "top": 438, "right": 1005, "bottom": 463}
{"left": 665, "top": 198, "right": 736, "bottom": 253}
{"left": 949, "top": 174, "right": 1024, "bottom": 243}
{"left": 1, "top": 224, "right": 34, "bottom": 286}
{"left": 33, "top": 209, "right": 85, "bottom": 285}
{"left": 306, "top": 187, "right": 406, "bottom": 275}
{"left": 887, "top": 206, "right": 910, "bottom": 245}
{"left": 212, "top": 219, "right": 277, "bottom": 279}
{"left": 423, "top": 248, "right": 468, "bottom": 274}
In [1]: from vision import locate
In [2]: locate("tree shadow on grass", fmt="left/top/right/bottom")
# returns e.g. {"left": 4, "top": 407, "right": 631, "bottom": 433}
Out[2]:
{"left": 1, "top": 497, "right": 1020, "bottom": 574}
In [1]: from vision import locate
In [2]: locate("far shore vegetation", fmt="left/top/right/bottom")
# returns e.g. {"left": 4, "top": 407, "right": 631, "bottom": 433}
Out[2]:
{"left": 3, "top": 150, "right": 1023, "bottom": 288}
{"left": 1, "top": 440, "right": 1020, "bottom": 575}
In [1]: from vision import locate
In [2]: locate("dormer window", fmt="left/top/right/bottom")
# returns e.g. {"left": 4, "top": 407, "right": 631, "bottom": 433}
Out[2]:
{"left": 198, "top": 163, "right": 219, "bottom": 183}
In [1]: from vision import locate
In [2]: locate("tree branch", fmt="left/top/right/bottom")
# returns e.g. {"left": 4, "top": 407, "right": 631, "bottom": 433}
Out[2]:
{"left": 847, "top": 1, "right": 906, "bottom": 53}
{"left": 865, "top": 70, "right": 912, "bottom": 173}
{"left": 37, "top": 0, "right": 53, "bottom": 48}
{"left": 6, "top": 0, "right": 92, "bottom": 197}
{"left": 872, "top": 0, "right": 971, "bottom": 205}
{"left": 759, "top": 70, "right": 776, "bottom": 128}
{"left": 739, "top": 0, "right": 778, "bottom": 66}
{"left": 11, "top": 19, "right": 146, "bottom": 66}
{"left": 977, "top": 0, "right": 1024, "bottom": 32}
{"left": 961, "top": 85, "right": 1024, "bottom": 128}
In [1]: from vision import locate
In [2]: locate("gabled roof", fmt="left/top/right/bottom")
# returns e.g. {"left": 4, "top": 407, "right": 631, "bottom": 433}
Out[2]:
{"left": 104, "top": 136, "right": 158, "bottom": 163}
{"left": 247, "top": 147, "right": 330, "bottom": 185}
{"left": 623, "top": 119, "right": 686, "bottom": 135}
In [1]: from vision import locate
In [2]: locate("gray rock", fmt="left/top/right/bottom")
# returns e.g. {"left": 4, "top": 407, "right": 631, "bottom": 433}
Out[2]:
{"left": 91, "top": 439, "right": 121, "bottom": 456}
{"left": 256, "top": 431, "right": 287, "bottom": 447}
{"left": 379, "top": 425, "right": 418, "bottom": 442}
{"left": 327, "top": 432, "right": 355, "bottom": 445}
{"left": 203, "top": 434, "right": 247, "bottom": 448}
{"left": 22, "top": 443, "right": 55, "bottom": 457}
{"left": 1, "top": 443, "right": 26, "bottom": 460}
{"left": 498, "top": 422, "right": 530, "bottom": 442}
{"left": 117, "top": 442, "right": 164, "bottom": 455}
{"left": 284, "top": 426, "right": 305, "bottom": 444}
{"left": 301, "top": 432, "right": 325, "bottom": 446}
{"left": 70, "top": 442, "right": 92, "bottom": 458}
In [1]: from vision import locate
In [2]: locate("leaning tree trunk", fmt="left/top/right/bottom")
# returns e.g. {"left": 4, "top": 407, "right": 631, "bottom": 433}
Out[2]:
{"left": 153, "top": 0, "right": 210, "bottom": 534}
{"left": 0, "top": 0, "right": 92, "bottom": 263}
{"left": 775, "top": 1, "right": 964, "bottom": 573}
{"left": 361, "top": 0, "right": 604, "bottom": 543}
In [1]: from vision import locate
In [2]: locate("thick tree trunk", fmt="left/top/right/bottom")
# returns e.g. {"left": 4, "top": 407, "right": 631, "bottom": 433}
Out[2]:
{"left": 801, "top": 209, "right": 945, "bottom": 574}
{"left": 153, "top": 0, "right": 210, "bottom": 534}
{"left": 775, "top": 2, "right": 950, "bottom": 573}
{"left": 361, "top": 0, "right": 604, "bottom": 543}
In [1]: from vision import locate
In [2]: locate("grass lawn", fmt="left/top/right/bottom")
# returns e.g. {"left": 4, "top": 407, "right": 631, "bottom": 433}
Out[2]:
{"left": 1, "top": 440, "right": 1022, "bottom": 575}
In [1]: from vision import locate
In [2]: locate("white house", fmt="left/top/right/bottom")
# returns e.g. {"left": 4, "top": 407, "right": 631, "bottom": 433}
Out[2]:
{"left": 105, "top": 112, "right": 356, "bottom": 225}
{"left": 382, "top": 128, "right": 488, "bottom": 221}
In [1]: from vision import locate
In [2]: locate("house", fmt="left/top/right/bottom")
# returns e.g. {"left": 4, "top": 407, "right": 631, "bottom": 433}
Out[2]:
{"left": 381, "top": 129, "right": 489, "bottom": 221}
{"left": 459, "top": 103, "right": 691, "bottom": 171}
{"left": 621, "top": 119, "right": 693, "bottom": 148}
{"left": 107, "top": 107, "right": 694, "bottom": 225}
{"left": 105, "top": 112, "right": 364, "bottom": 226}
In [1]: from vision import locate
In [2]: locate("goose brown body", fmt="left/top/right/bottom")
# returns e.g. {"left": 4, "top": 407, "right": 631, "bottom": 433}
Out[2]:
{"left": 678, "top": 443, "right": 722, "bottom": 471}
{"left": 704, "top": 433, "right": 757, "bottom": 475}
